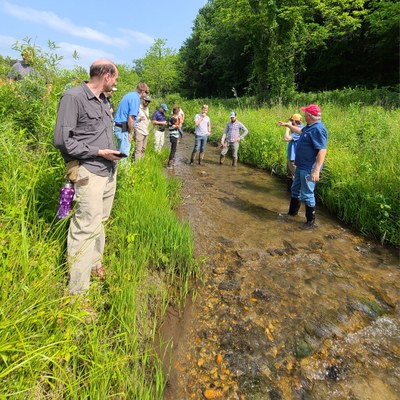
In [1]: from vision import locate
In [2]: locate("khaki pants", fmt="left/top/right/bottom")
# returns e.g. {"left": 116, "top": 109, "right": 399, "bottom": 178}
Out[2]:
{"left": 134, "top": 131, "right": 149, "bottom": 160}
{"left": 67, "top": 166, "right": 116, "bottom": 295}
{"left": 221, "top": 141, "right": 240, "bottom": 159}
{"left": 154, "top": 129, "right": 165, "bottom": 153}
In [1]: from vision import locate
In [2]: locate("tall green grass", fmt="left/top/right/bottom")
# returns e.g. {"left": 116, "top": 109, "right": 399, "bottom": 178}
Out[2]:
{"left": 0, "top": 115, "right": 198, "bottom": 397}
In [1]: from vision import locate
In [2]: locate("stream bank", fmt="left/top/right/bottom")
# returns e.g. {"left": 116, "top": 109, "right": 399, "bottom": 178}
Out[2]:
{"left": 161, "top": 136, "right": 399, "bottom": 400}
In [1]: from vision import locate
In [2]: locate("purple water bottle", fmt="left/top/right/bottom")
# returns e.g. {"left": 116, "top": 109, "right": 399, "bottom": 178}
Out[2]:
{"left": 57, "top": 181, "right": 75, "bottom": 219}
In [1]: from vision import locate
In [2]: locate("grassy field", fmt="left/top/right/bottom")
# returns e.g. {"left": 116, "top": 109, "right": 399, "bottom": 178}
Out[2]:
{"left": 0, "top": 58, "right": 398, "bottom": 398}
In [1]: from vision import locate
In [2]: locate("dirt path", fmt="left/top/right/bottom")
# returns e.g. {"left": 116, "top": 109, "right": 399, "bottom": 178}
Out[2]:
{"left": 161, "top": 136, "right": 400, "bottom": 400}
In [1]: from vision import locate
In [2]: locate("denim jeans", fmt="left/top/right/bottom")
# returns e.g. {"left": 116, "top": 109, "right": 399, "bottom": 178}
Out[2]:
{"left": 114, "top": 126, "right": 131, "bottom": 158}
{"left": 193, "top": 135, "right": 208, "bottom": 153}
{"left": 291, "top": 168, "right": 316, "bottom": 207}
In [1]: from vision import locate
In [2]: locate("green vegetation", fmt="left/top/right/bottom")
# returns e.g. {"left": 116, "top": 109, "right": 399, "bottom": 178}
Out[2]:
{"left": 0, "top": 24, "right": 399, "bottom": 397}
{"left": 177, "top": 95, "right": 400, "bottom": 246}
{"left": 0, "top": 43, "right": 198, "bottom": 398}
{"left": 179, "top": 0, "right": 399, "bottom": 99}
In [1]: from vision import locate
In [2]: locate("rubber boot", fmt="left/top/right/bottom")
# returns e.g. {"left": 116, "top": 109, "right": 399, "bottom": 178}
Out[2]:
{"left": 304, "top": 206, "right": 316, "bottom": 228}
{"left": 232, "top": 157, "right": 237, "bottom": 166}
{"left": 288, "top": 198, "right": 301, "bottom": 216}
{"left": 190, "top": 152, "right": 196, "bottom": 165}
{"left": 286, "top": 178, "right": 293, "bottom": 191}
{"left": 220, "top": 155, "right": 225, "bottom": 165}
{"left": 199, "top": 152, "right": 204, "bottom": 165}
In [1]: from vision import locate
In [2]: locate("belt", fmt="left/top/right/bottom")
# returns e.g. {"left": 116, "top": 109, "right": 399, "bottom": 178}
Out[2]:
{"left": 114, "top": 123, "right": 122, "bottom": 127}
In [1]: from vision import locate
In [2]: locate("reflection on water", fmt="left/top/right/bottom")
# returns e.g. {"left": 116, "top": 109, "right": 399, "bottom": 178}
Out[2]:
{"left": 162, "top": 137, "right": 400, "bottom": 400}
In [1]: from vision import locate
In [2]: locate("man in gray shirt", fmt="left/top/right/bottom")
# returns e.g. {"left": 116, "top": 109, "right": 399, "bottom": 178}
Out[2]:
{"left": 7, "top": 47, "right": 35, "bottom": 81}
{"left": 220, "top": 112, "right": 248, "bottom": 166}
{"left": 53, "top": 59, "right": 121, "bottom": 296}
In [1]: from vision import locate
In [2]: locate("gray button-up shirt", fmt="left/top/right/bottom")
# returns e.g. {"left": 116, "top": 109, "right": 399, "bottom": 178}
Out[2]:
{"left": 221, "top": 120, "right": 249, "bottom": 142}
{"left": 53, "top": 82, "right": 116, "bottom": 177}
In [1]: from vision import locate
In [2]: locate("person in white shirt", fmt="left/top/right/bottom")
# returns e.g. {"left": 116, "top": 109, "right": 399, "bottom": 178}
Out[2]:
{"left": 134, "top": 95, "right": 152, "bottom": 160}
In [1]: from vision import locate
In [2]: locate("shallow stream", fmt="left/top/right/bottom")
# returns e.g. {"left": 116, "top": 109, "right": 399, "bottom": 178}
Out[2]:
{"left": 161, "top": 136, "right": 400, "bottom": 400}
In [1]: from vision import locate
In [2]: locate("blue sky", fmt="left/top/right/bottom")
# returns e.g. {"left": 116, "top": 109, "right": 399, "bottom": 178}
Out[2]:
{"left": 0, "top": 0, "right": 207, "bottom": 69}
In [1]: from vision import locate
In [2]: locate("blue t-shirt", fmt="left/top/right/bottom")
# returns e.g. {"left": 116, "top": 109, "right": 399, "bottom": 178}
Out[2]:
{"left": 287, "top": 124, "right": 303, "bottom": 161}
{"left": 114, "top": 91, "right": 140, "bottom": 126}
{"left": 152, "top": 110, "right": 167, "bottom": 124}
{"left": 295, "top": 121, "right": 328, "bottom": 171}
{"left": 151, "top": 109, "right": 167, "bottom": 132}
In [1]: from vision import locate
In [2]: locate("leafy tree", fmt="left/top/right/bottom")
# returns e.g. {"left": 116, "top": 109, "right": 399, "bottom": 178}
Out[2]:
{"left": 112, "top": 63, "right": 140, "bottom": 104}
{"left": 179, "top": 0, "right": 398, "bottom": 100}
{"left": 135, "top": 39, "right": 179, "bottom": 97}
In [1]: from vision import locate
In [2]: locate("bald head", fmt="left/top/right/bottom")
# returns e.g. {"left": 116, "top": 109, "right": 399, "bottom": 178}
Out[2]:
{"left": 89, "top": 59, "right": 117, "bottom": 79}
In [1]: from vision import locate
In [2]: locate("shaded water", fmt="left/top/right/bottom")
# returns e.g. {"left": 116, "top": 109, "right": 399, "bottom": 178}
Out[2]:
{"left": 161, "top": 136, "right": 400, "bottom": 400}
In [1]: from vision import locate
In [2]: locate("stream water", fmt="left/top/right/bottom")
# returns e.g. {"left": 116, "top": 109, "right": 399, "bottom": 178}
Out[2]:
{"left": 160, "top": 135, "right": 400, "bottom": 400}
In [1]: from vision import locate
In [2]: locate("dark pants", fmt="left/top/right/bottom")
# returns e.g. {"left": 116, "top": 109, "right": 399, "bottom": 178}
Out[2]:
{"left": 169, "top": 137, "right": 178, "bottom": 161}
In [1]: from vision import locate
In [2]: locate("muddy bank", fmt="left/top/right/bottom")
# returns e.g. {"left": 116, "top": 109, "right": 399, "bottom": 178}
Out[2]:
{"left": 161, "top": 136, "right": 400, "bottom": 400}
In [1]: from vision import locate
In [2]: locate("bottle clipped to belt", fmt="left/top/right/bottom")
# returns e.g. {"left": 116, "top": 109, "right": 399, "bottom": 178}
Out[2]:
{"left": 57, "top": 181, "right": 75, "bottom": 219}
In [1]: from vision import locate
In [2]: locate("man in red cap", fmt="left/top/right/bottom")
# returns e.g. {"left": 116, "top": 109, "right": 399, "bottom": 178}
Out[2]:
{"left": 279, "top": 104, "right": 328, "bottom": 228}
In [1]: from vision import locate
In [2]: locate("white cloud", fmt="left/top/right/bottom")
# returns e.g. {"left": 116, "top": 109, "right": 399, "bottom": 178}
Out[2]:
{"left": 119, "top": 29, "right": 154, "bottom": 45}
{"left": 0, "top": 34, "right": 20, "bottom": 59}
{"left": 57, "top": 42, "right": 117, "bottom": 69}
{"left": 0, "top": 34, "right": 15, "bottom": 47}
{"left": 2, "top": 1, "right": 133, "bottom": 47}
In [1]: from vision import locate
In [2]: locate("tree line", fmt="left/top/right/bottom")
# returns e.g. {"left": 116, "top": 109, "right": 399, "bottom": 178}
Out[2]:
{"left": 177, "top": 0, "right": 399, "bottom": 101}
{"left": 2, "top": 0, "right": 398, "bottom": 104}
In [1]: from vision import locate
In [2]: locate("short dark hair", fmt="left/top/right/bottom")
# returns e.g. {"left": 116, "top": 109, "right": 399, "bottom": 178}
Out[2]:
{"left": 89, "top": 60, "right": 117, "bottom": 78}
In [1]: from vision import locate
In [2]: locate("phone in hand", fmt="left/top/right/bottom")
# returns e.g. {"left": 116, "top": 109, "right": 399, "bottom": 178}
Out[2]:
{"left": 117, "top": 152, "right": 128, "bottom": 158}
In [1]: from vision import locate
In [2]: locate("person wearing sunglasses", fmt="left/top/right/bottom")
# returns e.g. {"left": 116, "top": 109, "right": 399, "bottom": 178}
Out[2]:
{"left": 134, "top": 95, "right": 152, "bottom": 160}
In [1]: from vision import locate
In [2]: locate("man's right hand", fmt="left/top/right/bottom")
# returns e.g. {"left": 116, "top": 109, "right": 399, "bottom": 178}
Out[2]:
{"left": 98, "top": 149, "right": 126, "bottom": 160}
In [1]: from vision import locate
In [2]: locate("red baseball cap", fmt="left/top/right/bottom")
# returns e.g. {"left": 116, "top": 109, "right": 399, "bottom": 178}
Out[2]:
{"left": 301, "top": 104, "right": 321, "bottom": 116}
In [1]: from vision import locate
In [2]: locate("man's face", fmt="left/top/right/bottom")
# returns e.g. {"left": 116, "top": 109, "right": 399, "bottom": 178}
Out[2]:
{"left": 304, "top": 113, "right": 313, "bottom": 124}
{"left": 230, "top": 116, "right": 236, "bottom": 123}
{"left": 140, "top": 89, "right": 149, "bottom": 99}
{"left": 104, "top": 69, "right": 118, "bottom": 92}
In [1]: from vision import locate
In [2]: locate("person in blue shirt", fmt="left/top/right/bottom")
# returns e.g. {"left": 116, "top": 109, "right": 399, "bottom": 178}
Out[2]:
{"left": 282, "top": 113, "right": 304, "bottom": 190}
{"left": 114, "top": 82, "right": 149, "bottom": 159}
{"left": 279, "top": 104, "right": 328, "bottom": 228}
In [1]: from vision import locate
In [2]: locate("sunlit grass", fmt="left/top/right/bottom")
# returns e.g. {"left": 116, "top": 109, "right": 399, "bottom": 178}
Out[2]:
{"left": 0, "top": 118, "right": 198, "bottom": 398}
